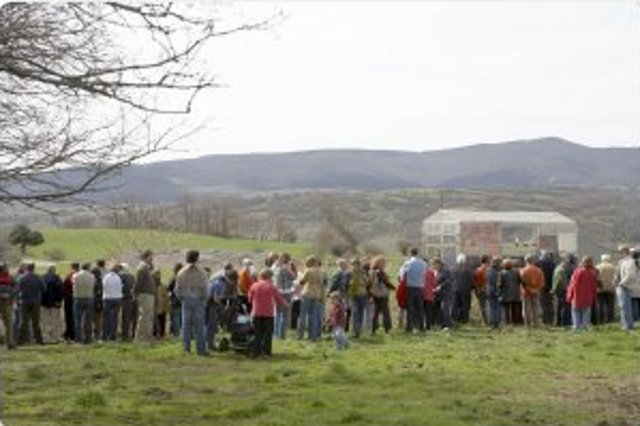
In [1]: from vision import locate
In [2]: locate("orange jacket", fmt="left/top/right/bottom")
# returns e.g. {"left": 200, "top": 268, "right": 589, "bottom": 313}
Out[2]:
{"left": 520, "top": 264, "right": 545, "bottom": 297}
{"left": 238, "top": 267, "right": 256, "bottom": 296}
{"left": 474, "top": 265, "right": 488, "bottom": 293}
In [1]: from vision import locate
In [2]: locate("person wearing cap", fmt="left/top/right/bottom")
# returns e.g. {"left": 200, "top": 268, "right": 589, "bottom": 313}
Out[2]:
{"left": 134, "top": 250, "right": 156, "bottom": 342}
{"left": 596, "top": 254, "right": 616, "bottom": 324}
{"left": 347, "top": 257, "right": 369, "bottom": 338}
{"left": 0, "top": 263, "right": 17, "bottom": 349}
{"left": 615, "top": 245, "right": 637, "bottom": 331}
{"left": 41, "top": 264, "right": 64, "bottom": 343}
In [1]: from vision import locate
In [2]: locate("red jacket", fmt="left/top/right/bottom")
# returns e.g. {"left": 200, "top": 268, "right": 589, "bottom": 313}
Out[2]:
{"left": 566, "top": 266, "right": 598, "bottom": 309}
{"left": 424, "top": 269, "right": 436, "bottom": 302}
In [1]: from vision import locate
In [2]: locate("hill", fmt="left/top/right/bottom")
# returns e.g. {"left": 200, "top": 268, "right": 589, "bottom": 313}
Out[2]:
{"left": 99, "top": 137, "right": 640, "bottom": 203}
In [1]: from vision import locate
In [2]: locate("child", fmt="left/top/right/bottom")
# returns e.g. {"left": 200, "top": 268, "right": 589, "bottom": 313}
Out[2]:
{"left": 327, "top": 291, "right": 348, "bottom": 350}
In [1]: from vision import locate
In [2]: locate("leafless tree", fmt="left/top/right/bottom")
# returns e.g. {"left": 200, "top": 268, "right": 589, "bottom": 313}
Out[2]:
{"left": 0, "top": 2, "right": 276, "bottom": 208}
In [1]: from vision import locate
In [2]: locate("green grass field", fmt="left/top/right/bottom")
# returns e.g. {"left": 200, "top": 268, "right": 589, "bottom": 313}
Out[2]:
{"left": 2, "top": 326, "right": 638, "bottom": 426}
{"left": 29, "top": 228, "right": 311, "bottom": 261}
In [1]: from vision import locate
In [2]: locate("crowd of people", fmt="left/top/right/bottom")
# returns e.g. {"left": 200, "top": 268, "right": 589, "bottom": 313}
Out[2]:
{"left": 0, "top": 244, "right": 638, "bottom": 357}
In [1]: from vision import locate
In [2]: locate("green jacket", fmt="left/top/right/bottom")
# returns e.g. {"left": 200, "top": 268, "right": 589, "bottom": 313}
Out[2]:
{"left": 551, "top": 264, "right": 567, "bottom": 294}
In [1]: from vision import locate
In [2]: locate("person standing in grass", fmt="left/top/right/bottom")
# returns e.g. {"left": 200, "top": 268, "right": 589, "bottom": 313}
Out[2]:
{"left": 327, "top": 291, "right": 348, "bottom": 350}
{"left": 0, "top": 263, "right": 17, "bottom": 349}
{"left": 596, "top": 254, "right": 616, "bottom": 324}
{"left": 119, "top": 264, "right": 136, "bottom": 341}
{"left": 18, "top": 263, "right": 45, "bottom": 345}
{"left": 614, "top": 245, "right": 637, "bottom": 331}
{"left": 452, "top": 253, "right": 474, "bottom": 324}
{"left": 536, "top": 251, "right": 557, "bottom": 326}
{"left": 175, "top": 250, "right": 209, "bottom": 356}
{"left": 566, "top": 256, "right": 598, "bottom": 331}
{"left": 102, "top": 264, "right": 123, "bottom": 341}
{"left": 167, "top": 263, "right": 184, "bottom": 337}
{"left": 424, "top": 263, "right": 437, "bottom": 329}
{"left": 273, "top": 252, "right": 297, "bottom": 340}
{"left": 92, "top": 260, "right": 107, "bottom": 342}
{"left": 62, "top": 263, "right": 79, "bottom": 342}
{"left": 153, "top": 270, "right": 169, "bottom": 338}
{"left": 41, "top": 264, "right": 64, "bottom": 343}
{"left": 485, "top": 257, "right": 502, "bottom": 329}
{"left": 72, "top": 263, "right": 96, "bottom": 344}
{"left": 249, "top": 268, "right": 287, "bottom": 358}
{"left": 520, "top": 255, "right": 545, "bottom": 328}
{"left": 297, "top": 255, "right": 324, "bottom": 341}
{"left": 473, "top": 255, "right": 491, "bottom": 326}
{"left": 499, "top": 259, "right": 522, "bottom": 326}
{"left": 369, "top": 256, "right": 396, "bottom": 334}
{"left": 238, "top": 258, "right": 257, "bottom": 313}
{"left": 347, "top": 257, "right": 369, "bottom": 338}
{"left": 552, "top": 254, "right": 573, "bottom": 327}
{"left": 401, "top": 247, "right": 427, "bottom": 333}
{"left": 135, "top": 250, "right": 156, "bottom": 343}
{"left": 431, "top": 257, "right": 454, "bottom": 330}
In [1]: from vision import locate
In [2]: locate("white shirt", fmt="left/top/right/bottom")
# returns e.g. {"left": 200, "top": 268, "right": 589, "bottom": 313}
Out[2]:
{"left": 102, "top": 271, "right": 123, "bottom": 300}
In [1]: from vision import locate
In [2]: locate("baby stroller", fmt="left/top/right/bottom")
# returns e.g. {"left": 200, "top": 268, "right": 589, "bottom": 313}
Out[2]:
{"left": 218, "top": 298, "right": 254, "bottom": 355}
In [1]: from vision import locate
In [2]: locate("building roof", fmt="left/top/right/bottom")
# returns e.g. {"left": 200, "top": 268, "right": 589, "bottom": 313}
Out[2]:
{"left": 423, "top": 209, "right": 576, "bottom": 225}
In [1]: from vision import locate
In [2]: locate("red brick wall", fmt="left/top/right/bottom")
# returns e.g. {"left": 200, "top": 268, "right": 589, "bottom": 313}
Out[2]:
{"left": 460, "top": 222, "right": 501, "bottom": 256}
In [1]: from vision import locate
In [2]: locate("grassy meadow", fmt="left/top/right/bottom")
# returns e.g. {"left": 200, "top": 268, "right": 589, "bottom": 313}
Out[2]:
{"left": 2, "top": 228, "right": 639, "bottom": 425}
{"left": 29, "top": 228, "right": 311, "bottom": 262}
{"left": 1, "top": 326, "right": 638, "bottom": 426}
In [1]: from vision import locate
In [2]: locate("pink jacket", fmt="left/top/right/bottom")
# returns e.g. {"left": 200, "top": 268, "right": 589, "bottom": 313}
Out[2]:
{"left": 249, "top": 279, "right": 286, "bottom": 318}
{"left": 424, "top": 269, "right": 436, "bottom": 302}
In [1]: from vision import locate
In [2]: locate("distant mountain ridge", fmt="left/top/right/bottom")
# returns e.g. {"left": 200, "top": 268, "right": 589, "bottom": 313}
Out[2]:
{"left": 103, "top": 137, "right": 640, "bottom": 203}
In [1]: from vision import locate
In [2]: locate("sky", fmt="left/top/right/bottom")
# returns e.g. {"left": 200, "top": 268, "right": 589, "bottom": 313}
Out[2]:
{"left": 163, "top": 1, "right": 640, "bottom": 158}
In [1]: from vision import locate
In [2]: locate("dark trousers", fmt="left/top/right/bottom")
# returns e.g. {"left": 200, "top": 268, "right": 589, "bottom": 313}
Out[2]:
{"left": 63, "top": 296, "right": 75, "bottom": 341}
{"left": 439, "top": 293, "right": 453, "bottom": 329}
{"left": 597, "top": 292, "right": 616, "bottom": 324}
{"left": 121, "top": 298, "right": 136, "bottom": 341}
{"left": 502, "top": 301, "right": 522, "bottom": 325}
{"left": 252, "top": 316, "right": 274, "bottom": 357}
{"left": 372, "top": 297, "right": 392, "bottom": 334}
{"left": 555, "top": 292, "right": 572, "bottom": 327}
{"left": 632, "top": 298, "right": 640, "bottom": 322}
{"left": 405, "top": 287, "right": 425, "bottom": 332}
{"left": 540, "top": 291, "right": 554, "bottom": 325}
{"left": 19, "top": 303, "right": 43, "bottom": 345}
{"left": 74, "top": 298, "right": 94, "bottom": 344}
{"left": 102, "top": 299, "right": 121, "bottom": 341}
{"left": 452, "top": 290, "right": 471, "bottom": 323}
{"left": 154, "top": 313, "right": 167, "bottom": 337}
{"left": 424, "top": 300, "right": 436, "bottom": 330}
{"left": 0, "top": 299, "right": 15, "bottom": 348}
{"left": 290, "top": 300, "right": 300, "bottom": 330}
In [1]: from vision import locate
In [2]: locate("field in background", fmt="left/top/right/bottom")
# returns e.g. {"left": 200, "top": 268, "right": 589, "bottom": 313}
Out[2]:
{"left": 2, "top": 326, "right": 638, "bottom": 426}
{"left": 25, "top": 228, "right": 311, "bottom": 270}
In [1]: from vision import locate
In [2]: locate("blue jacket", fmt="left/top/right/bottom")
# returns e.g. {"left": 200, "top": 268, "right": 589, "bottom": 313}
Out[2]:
{"left": 403, "top": 257, "right": 427, "bottom": 288}
{"left": 19, "top": 272, "right": 45, "bottom": 305}
{"left": 42, "top": 272, "right": 63, "bottom": 308}
{"left": 486, "top": 267, "right": 501, "bottom": 300}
